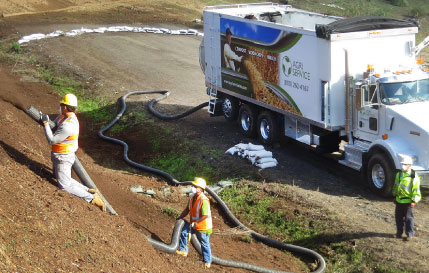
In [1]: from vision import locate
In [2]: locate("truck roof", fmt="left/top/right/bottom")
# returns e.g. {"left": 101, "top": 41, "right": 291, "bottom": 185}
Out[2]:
{"left": 204, "top": 2, "right": 419, "bottom": 39}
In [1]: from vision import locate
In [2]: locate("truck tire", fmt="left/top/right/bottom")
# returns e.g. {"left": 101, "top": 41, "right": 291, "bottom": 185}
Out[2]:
{"left": 238, "top": 104, "right": 257, "bottom": 137}
{"left": 257, "top": 111, "right": 279, "bottom": 145}
{"left": 366, "top": 153, "right": 395, "bottom": 197}
{"left": 222, "top": 96, "right": 239, "bottom": 122}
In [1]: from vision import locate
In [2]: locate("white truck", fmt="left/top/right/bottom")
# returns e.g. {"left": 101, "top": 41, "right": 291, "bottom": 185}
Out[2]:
{"left": 200, "top": 2, "right": 429, "bottom": 196}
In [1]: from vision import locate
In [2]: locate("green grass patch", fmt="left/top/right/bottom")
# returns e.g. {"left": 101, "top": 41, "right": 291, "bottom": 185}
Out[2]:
{"left": 149, "top": 152, "right": 215, "bottom": 182}
{"left": 219, "top": 183, "right": 414, "bottom": 272}
{"left": 161, "top": 206, "right": 181, "bottom": 218}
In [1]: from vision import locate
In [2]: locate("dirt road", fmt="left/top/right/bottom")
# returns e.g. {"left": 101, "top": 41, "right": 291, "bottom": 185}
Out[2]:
{"left": 1, "top": 1, "right": 429, "bottom": 272}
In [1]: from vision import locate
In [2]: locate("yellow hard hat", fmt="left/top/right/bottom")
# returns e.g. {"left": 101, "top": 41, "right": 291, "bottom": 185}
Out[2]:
{"left": 192, "top": 177, "right": 207, "bottom": 189}
{"left": 60, "top": 94, "right": 78, "bottom": 107}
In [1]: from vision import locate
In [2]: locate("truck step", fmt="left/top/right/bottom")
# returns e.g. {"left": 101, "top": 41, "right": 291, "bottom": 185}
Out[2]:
{"left": 339, "top": 141, "right": 370, "bottom": 171}
{"left": 338, "top": 159, "right": 362, "bottom": 171}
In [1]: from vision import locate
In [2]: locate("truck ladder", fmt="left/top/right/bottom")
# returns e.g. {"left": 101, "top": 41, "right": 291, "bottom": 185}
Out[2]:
{"left": 208, "top": 85, "right": 218, "bottom": 114}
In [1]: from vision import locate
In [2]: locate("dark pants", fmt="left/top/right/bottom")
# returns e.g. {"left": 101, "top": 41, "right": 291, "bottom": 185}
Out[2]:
{"left": 395, "top": 202, "right": 415, "bottom": 237}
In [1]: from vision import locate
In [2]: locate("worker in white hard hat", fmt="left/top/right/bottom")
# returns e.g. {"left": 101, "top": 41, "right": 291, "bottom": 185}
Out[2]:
{"left": 392, "top": 155, "right": 421, "bottom": 241}
{"left": 176, "top": 177, "right": 213, "bottom": 268}
{"left": 40, "top": 94, "right": 106, "bottom": 211}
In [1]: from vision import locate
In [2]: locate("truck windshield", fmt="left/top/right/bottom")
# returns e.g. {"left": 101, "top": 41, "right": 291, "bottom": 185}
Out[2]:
{"left": 379, "top": 79, "right": 429, "bottom": 105}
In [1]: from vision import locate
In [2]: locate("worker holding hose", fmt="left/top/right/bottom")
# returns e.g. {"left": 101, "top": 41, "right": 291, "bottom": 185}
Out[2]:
{"left": 40, "top": 94, "right": 106, "bottom": 211}
{"left": 176, "top": 178, "right": 213, "bottom": 268}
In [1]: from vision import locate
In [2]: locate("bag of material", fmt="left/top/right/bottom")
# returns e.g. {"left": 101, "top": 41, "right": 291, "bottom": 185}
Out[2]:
{"left": 256, "top": 161, "right": 277, "bottom": 169}
{"left": 247, "top": 143, "right": 265, "bottom": 151}
{"left": 256, "top": 157, "right": 278, "bottom": 164}
{"left": 225, "top": 147, "right": 238, "bottom": 155}
{"left": 248, "top": 150, "right": 272, "bottom": 159}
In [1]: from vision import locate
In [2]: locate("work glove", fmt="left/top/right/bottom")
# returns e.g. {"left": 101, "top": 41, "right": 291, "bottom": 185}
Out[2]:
{"left": 40, "top": 112, "right": 50, "bottom": 124}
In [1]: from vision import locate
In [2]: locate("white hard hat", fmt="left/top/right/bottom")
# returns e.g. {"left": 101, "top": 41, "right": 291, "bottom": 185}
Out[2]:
{"left": 60, "top": 94, "right": 78, "bottom": 107}
{"left": 400, "top": 155, "right": 413, "bottom": 165}
{"left": 192, "top": 177, "right": 207, "bottom": 189}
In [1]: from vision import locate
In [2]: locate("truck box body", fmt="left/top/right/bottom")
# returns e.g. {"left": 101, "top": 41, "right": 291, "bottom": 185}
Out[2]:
{"left": 203, "top": 3, "right": 418, "bottom": 128}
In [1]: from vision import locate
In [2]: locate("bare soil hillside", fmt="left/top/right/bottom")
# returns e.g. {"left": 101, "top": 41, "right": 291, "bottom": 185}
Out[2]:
{"left": 1, "top": 1, "right": 429, "bottom": 273}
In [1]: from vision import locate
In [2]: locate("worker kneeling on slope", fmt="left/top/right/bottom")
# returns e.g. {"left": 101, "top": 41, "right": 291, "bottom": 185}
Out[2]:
{"left": 41, "top": 94, "right": 106, "bottom": 211}
{"left": 176, "top": 177, "right": 213, "bottom": 269}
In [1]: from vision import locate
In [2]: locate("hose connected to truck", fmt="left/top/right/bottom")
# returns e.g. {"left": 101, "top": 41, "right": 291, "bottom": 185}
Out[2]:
{"left": 98, "top": 90, "right": 327, "bottom": 273}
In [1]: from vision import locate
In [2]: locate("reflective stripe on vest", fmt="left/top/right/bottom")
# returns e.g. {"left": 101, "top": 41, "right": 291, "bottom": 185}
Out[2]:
{"left": 52, "top": 112, "right": 79, "bottom": 154}
{"left": 394, "top": 171, "right": 420, "bottom": 203}
{"left": 189, "top": 193, "right": 212, "bottom": 231}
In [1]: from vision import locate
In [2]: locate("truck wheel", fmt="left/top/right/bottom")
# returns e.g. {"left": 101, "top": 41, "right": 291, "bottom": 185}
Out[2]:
{"left": 257, "top": 111, "right": 279, "bottom": 145}
{"left": 366, "top": 153, "right": 395, "bottom": 197}
{"left": 222, "top": 96, "right": 239, "bottom": 122}
{"left": 238, "top": 104, "right": 257, "bottom": 137}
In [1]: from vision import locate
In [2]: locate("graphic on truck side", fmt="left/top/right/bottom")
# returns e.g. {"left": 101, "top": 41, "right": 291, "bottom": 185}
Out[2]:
{"left": 220, "top": 18, "right": 302, "bottom": 115}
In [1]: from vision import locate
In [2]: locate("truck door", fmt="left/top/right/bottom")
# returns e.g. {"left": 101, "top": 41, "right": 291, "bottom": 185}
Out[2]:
{"left": 356, "top": 84, "right": 379, "bottom": 140}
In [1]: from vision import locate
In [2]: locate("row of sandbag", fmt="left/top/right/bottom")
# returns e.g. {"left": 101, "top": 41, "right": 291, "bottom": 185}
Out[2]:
{"left": 18, "top": 26, "right": 203, "bottom": 44}
{"left": 225, "top": 143, "right": 278, "bottom": 169}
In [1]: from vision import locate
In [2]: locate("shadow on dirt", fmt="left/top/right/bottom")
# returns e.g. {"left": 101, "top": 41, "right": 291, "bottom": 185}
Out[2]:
{"left": 0, "top": 140, "right": 57, "bottom": 186}
{"left": 292, "top": 231, "right": 394, "bottom": 249}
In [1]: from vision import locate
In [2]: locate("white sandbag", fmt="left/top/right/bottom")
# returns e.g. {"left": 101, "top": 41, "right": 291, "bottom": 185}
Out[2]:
{"left": 240, "top": 150, "right": 249, "bottom": 159}
{"left": 256, "top": 157, "right": 278, "bottom": 164}
{"left": 247, "top": 143, "right": 264, "bottom": 151}
{"left": 225, "top": 147, "right": 238, "bottom": 155}
{"left": 248, "top": 150, "right": 272, "bottom": 159}
{"left": 249, "top": 156, "right": 257, "bottom": 165}
{"left": 256, "top": 161, "right": 277, "bottom": 169}
{"left": 234, "top": 143, "right": 249, "bottom": 151}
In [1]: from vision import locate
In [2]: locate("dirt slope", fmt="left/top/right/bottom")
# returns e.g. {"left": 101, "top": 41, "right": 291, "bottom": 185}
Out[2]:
{"left": 1, "top": 1, "right": 429, "bottom": 273}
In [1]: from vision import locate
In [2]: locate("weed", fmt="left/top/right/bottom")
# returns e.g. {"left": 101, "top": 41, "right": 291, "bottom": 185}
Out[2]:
{"left": 161, "top": 206, "right": 180, "bottom": 218}
{"left": 390, "top": 0, "right": 409, "bottom": 7}
{"left": 241, "top": 234, "right": 253, "bottom": 243}
{"left": 8, "top": 42, "right": 21, "bottom": 53}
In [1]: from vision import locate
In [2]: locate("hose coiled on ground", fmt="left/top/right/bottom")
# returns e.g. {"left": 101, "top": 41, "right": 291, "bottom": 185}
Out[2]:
{"left": 98, "top": 90, "right": 326, "bottom": 273}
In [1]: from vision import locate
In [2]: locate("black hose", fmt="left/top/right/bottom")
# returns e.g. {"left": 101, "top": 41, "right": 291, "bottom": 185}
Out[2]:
{"left": 98, "top": 90, "right": 326, "bottom": 273}
{"left": 25, "top": 105, "right": 117, "bottom": 215}
{"left": 146, "top": 219, "right": 185, "bottom": 253}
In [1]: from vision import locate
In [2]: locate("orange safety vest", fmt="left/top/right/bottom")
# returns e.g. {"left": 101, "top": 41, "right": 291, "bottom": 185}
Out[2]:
{"left": 189, "top": 193, "right": 213, "bottom": 231}
{"left": 52, "top": 112, "right": 79, "bottom": 154}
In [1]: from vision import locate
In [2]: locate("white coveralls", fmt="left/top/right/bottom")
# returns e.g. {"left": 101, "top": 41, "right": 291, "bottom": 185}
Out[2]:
{"left": 44, "top": 113, "right": 93, "bottom": 202}
{"left": 224, "top": 43, "right": 242, "bottom": 71}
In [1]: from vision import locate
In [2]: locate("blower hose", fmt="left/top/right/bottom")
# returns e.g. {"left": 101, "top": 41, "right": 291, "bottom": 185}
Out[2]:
{"left": 25, "top": 105, "right": 117, "bottom": 215}
{"left": 99, "top": 90, "right": 326, "bottom": 273}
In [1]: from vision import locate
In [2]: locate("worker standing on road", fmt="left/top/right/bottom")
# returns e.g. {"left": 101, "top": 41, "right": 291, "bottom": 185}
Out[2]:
{"left": 392, "top": 155, "right": 421, "bottom": 241}
{"left": 176, "top": 177, "right": 213, "bottom": 268}
{"left": 41, "top": 94, "right": 106, "bottom": 211}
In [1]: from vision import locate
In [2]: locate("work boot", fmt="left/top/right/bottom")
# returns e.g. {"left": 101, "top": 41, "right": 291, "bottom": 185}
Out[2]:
{"left": 88, "top": 188, "right": 98, "bottom": 194}
{"left": 204, "top": 263, "right": 211, "bottom": 269}
{"left": 404, "top": 236, "right": 413, "bottom": 242}
{"left": 175, "top": 250, "right": 188, "bottom": 257}
{"left": 91, "top": 192, "right": 106, "bottom": 212}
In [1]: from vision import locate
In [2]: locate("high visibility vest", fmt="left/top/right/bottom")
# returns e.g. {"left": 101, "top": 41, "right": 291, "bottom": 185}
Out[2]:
{"left": 52, "top": 112, "right": 79, "bottom": 154}
{"left": 189, "top": 193, "right": 213, "bottom": 231}
{"left": 393, "top": 170, "right": 421, "bottom": 204}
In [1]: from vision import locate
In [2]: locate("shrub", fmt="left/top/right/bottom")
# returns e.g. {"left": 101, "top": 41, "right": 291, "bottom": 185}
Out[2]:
{"left": 390, "top": 0, "right": 409, "bottom": 7}
{"left": 9, "top": 42, "right": 21, "bottom": 53}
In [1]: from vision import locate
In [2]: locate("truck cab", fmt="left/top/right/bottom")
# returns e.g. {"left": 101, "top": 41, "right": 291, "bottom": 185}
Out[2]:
{"left": 349, "top": 68, "right": 429, "bottom": 195}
